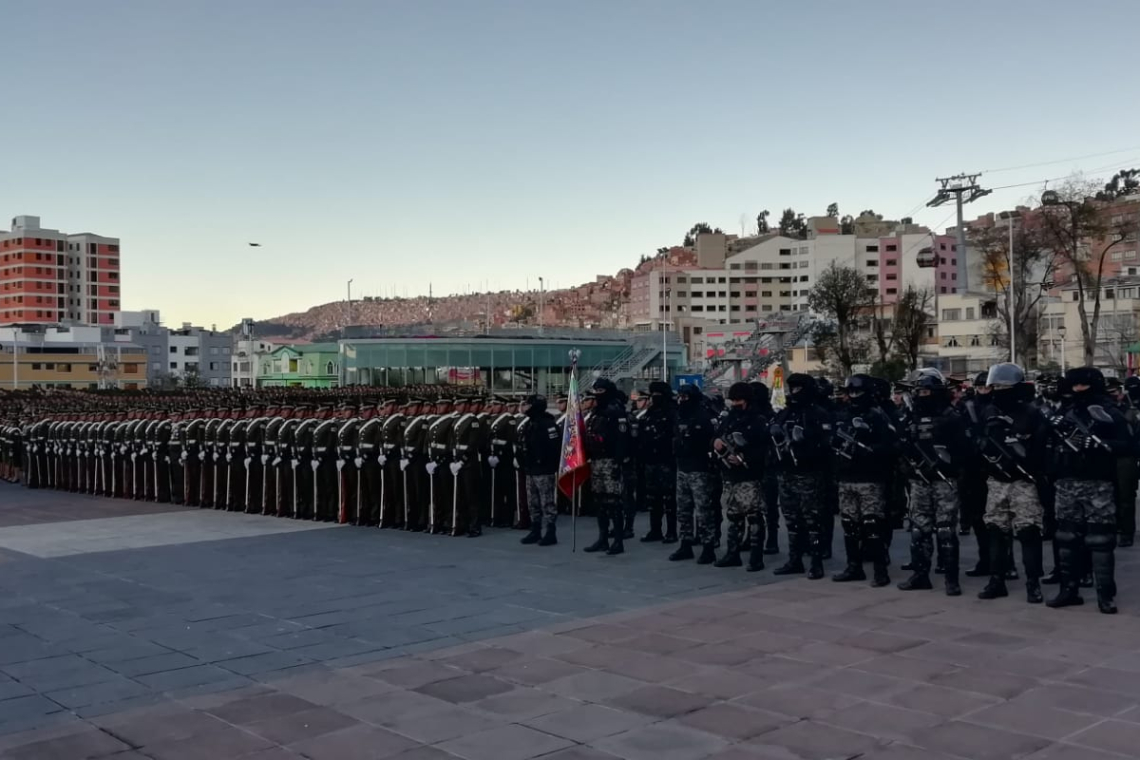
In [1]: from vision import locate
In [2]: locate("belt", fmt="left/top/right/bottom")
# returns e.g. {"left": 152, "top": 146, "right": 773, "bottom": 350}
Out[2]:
{"left": 360, "top": 443, "right": 375, "bottom": 450}
{"left": 431, "top": 443, "right": 446, "bottom": 449}
{"left": 456, "top": 444, "right": 469, "bottom": 451}
{"left": 315, "top": 447, "right": 327, "bottom": 453}
{"left": 187, "top": 439, "right": 197, "bottom": 444}
{"left": 492, "top": 439, "right": 507, "bottom": 446}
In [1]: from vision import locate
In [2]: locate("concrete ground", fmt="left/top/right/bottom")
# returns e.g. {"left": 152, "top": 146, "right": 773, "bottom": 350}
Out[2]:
{"left": 0, "top": 485, "right": 1139, "bottom": 759}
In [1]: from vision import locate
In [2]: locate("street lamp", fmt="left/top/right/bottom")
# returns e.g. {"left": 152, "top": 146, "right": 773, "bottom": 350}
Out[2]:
{"left": 1059, "top": 324, "right": 1067, "bottom": 373}
{"left": 538, "top": 277, "right": 545, "bottom": 334}
{"left": 1001, "top": 210, "right": 1019, "bottom": 365}
{"left": 662, "top": 287, "right": 671, "bottom": 383}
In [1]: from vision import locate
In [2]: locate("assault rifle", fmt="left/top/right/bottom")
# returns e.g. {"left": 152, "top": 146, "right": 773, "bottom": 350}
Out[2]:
{"left": 834, "top": 417, "right": 874, "bottom": 460}
{"left": 981, "top": 416, "right": 1035, "bottom": 481}
{"left": 769, "top": 423, "right": 802, "bottom": 467}
{"left": 714, "top": 431, "right": 750, "bottom": 470}
{"left": 1049, "top": 405, "right": 1113, "bottom": 453}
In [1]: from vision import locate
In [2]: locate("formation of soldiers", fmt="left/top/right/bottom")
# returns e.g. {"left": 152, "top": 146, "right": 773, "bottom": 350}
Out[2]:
{"left": 1, "top": 363, "right": 1135, "bottom": 614}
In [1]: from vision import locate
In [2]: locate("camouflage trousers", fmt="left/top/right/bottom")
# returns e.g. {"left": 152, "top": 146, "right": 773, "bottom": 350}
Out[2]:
{"left": 525, "top": 474, "right": 558, "bottom": 530}
{"left": 908, "top": 479, "right": 959, "bottom": 535}
{"left": 590, "top": 459, "right": 625, "bottom": 523}
{"left": 778, "top": 471, "right": 824, "bottom": 535}
{"left": 838, "top": 482, "right": 886, "bottom": 522}
{"left": 984, "top": 479, "right": 1043, "bottom": 532}
{"left": 722, "top": 479, "right": 764, "bottom": 554}
{"left": 677, "top": 470, "right": 717, "bottom": 546}
{"left": 1055, "top": 478, "right": 1116, "bottom": 528}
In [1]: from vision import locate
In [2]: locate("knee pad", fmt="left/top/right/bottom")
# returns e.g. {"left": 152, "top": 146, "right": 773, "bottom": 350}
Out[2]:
{"left": 1015, "top": 525, "right": 1042, "bottom": 543}
{"left": 841, "top": 517, "right": 860, "bottom": 537}
{"left": 935, "top": 524, "right": 956, "bottom": 544}
{"left": 1085, "top": 524, "right": 1117, "bottom": 551}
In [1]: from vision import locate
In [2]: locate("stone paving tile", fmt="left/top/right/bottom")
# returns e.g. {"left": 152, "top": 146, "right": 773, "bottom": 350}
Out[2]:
{"left": 522, "top": 703, "right": 654, "bottom": 743}
{"left": 486, "top": 656, "right": 588, "bottom": 686}
{"left": 735, "top": 684, "right": 863, "bottom": 720}
{"left": 747, "top": 719, "right": 887, "bottom": 760}
{"left": 286, "top": 723, "right": 420, "bottom": 760}
{"left": 0, "top": 726, "right": 131, "bottom": 760}
{"left": 819, "top": 700, "right": 947, "bottom": 743}
{"left": 664, "top": 669, "right": 769, "bottom": 700}
{"left": 1064, "top": 719, "right": 1140, "bottom": 756}
{"left": 540, "top": 669, "right": 649, "bottom": 702}
{"left": 372, "top": 660, "right": 468, "bottom": 689}
{"left": 243, "top": 706, "right": 359, "bottom": 746}
{"left": 381, "top": 704, "right": 499, "bottom": 744}
{"left": 675, "top": 702, "right": 792, "bottom": 741}
{"left": 594, "top": 722, "right": 731, "bottom": 760}
{"left": 265, "top": 669, "right": 395, "bottom": 706}
{"left": 881, "top": 682, "right": 1003, "bottom": 718}
{"left": 205, "top": 693, "right": 318, "bottom": 725}
{"left": 469, "top": 686, "right": 579, "bottom": 720}
{"left": 413, "top": 674, "right": 515, "bottom": 704}
{"left": 606, "top": 685, "right": 713, "bottom": 719}
{"left": 436, "top": 723, "right": 574, "bottom": 760}
{"left": 963, "top": 699, "right": 1103, "bottom": 740}
{"left": 909, "top": 721, "right": 1053, "bottom": 760}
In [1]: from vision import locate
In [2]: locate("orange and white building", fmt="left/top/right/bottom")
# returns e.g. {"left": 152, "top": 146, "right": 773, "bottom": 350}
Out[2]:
{"left": 0, "top": 215, "right": 122, "bottom": 326}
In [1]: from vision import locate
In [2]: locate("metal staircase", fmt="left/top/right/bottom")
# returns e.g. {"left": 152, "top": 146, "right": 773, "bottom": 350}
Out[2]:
{"left": 703, "top": 315, "right": 815, "bottom": 386}
{"left": 588, "top": 336, "right": 666, "bottom": 385}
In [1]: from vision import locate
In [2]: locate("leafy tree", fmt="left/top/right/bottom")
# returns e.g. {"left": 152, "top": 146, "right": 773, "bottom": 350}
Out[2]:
{"left": 683, "top": 222, "right": 713, "bottom": 247}
{"left": 869, "top": 357, "right": 908, "bottom": 383}
{"left": 900, "top": 216, "right": 914, "bottom": 225}
{"left": 1037, "top": 176, "right": 1131, "bottom": 366}
{"left": 1096, "top": 168, "right": 1140, "bottom": 201}
{"left": 840, "top": 214, "right": 855, "bottom": 235}
{"left": 756, "top": 210, "right": 770, "bottom": 233}
{"left": 826, "top": 202, "right": 839, "bottom": 219}
{"left": 859, "top": 209, "right": 884, "bottom": 220}
{"left": 891, "top": 286, "right": 934, "bottom": 371}
{"left": 778, "top": 208, "right": 807, "bottom": 239}
{"left": 806, "top": 262, "right": 875, "bottom": 376}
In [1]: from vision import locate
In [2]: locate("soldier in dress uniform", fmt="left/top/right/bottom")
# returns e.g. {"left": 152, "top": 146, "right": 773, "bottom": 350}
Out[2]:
{"left": 426, "top": 399, "right": 457, "bottom": 534}
{"left": 357, "top": 400, "right": 386, "bottom": 526}
{"left": 400, "top": 400, "right": 430, "bottom": 531}
{"left": 272, "top": 406, "right": 296, "bottom": 516}
{"left": 486, "top": 396, "right": 517, "bottom": 528}
{"left": 201, "top": 410, "right": 222, "bottom": 508}
{"left": 245, "top": 405, "right": 269, "bottom": 514}
{"left": 313, "top": 404, "right": 340, "bottom": 521}
{"left": 450, "top": 397, "right": 484, "bottom": 537}
{"left": 260, "top": 406, "right": 284, "bottom": 515}
{"left": 292, "top": 406, "right": 318, "bottom": 519}
{"left": 227, "top": 408, "right": 249, "bottom": 512}
{"left": 213, "top": 410, "right": 234, "bottom": 509}
{"left": 379, "top": 398, "right": 406, "bottom": 528}
{"left": 335, "top": 404, "right": 363, "bottom": 524}
{"left": 155, "top": 413, "right": 175, "bottom": 503}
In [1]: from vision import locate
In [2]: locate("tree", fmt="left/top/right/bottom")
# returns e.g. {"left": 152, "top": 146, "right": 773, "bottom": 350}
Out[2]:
{"left": 840, "top": 214, "right": 855, "bottom": 235}
{"left": 806, "top": 262, "right": 875, "bottom": 376}
{"left": 683, "top": 222, "right": 713, "bottom": 247}
{"left": 971, "top": 220, "right": 1058, "bottom": 368}
{"left": 859, "top": 209, "right": 884, "bottom": 220}
{"left": 826, "top": 202, "right": 839, "bottom": 219}
{"left": 1037, "top": 176, "right": 1131, "bottom": 366}
{"left": 900, "top": 216, "right": 914, "bottom": 225}
{"left": 1096, "top": 168, "right": 1140, "bottom": 201}
{"left": 891, "top": 286, "right": 934, "bottom": 371}
{"left": 756, "top": 210, "right": 770, "bottom": 234}
{"left": 778, "top": 208, "right": 807, "bottom": 239}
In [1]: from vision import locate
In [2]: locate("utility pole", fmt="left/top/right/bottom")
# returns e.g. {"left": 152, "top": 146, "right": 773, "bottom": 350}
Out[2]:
{"left": 346, "top": 279, "right": 354, "bottom": 330}
{"left": 927, "top": 173, "right": 991, "bottom": 292}
{"left": 538, "top": 277, "right": 545, "bottom": 334}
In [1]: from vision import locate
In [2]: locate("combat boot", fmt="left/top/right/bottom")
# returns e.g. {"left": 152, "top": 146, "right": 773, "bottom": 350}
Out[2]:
{"left": 898, "top": 530, "right": 933, "bottom": 590}
{"left": 623, "top": 512, "right": 635, "bottom": 540}
{"left": 937, "top": 528, "right": 961, "bottom": 597}
{"left": 832, "top": 530, "right": 865, "bottom": 582}
{"left": 1047, "top": 524, "right": 1084, "bottom": 608}
{"left": 584, "top": 514, "right": 609, "bottom": 553}
{"left": 1088, "top": 524, "right": 1118, "bottom": 615}
{"left": 763, "top": 529, "right": 780, "bottom": 555}
{"left": 520, "top": 526, "right": 542, "bottom": 545}
{"left": 773, "top": 531, "right": 805, "bottom": 575}
{"left": 807, "top": 531, "right": 825, "bottom": 580}
{"left": 640, "top": 507, "right": 663, "bottom": 542}
{"left": 1018, "top": 527, "right": 1044, "bottom": 604}
{"left": 714, "top": 549, "right": 742, "bottom": 568}
{"left": 538, "top": 525, "right": 557, "bottom": 546}
{"left": 978, "top": 528, "right": 1011, "bottom": 599}
{"left": 605, "top": 536, "right": 625, "bottom": 556}
{"left": 668, "top": 540, "right": 694, "bottom": 561}
{"left": 746, "top": 544, "right": 765, "bottom": 573}
{"left": 662, "top": 509, "right": 678, "bottom": 544}
{"left": 696, "top": 543, "right": 717, "bottom": 565}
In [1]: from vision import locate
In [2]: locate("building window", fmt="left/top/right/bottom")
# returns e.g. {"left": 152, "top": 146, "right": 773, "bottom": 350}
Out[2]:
{"left": 885, "top": 259, "right": 897, "bottom": 266}
{"left": 865, "top": 259, "right": 877, "bottom": 267}
{"left": 886, "top": 274, "right": 897, "bottom": 281}
{"left": 886, "top": 288, "right": 897, "bottom": 295}
{"left": 944, "top": 336, "right": 960, "bottom": 348}
{"left": 970, "top": 335, "right": 981, "bottom": 347}
{"left": 942, "top": 309, "right": 961, "bottom": 321}
{"left": 965, "top": 307, "right": 975, "bottom": 320}
{"left": 865, "top": 245, "right": 879, "bottom": 253}
{"left": 886, "top": 245, "right": 897, "bottom": 252}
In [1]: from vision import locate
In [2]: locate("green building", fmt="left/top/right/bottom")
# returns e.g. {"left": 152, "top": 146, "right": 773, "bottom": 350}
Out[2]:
{"left": 338, "top": 331, "right": 685, "bottom": 396}
{"left": 257, "top": 343, "right": 340, "bottom": 388}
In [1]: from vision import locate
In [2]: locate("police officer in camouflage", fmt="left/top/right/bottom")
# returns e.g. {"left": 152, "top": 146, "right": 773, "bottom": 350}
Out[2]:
{"left": 583, "top": 378, "right": 631, "bottom": 556}
{"left": 831, "top": 374, "right": 895, "bottom": 587}
{"left": 516, "top": 394, "right": 561, "bottom": 546}
{"left": 1047, "top": 366, "right": 1131, "bottom": 614}
{"left": 671, "top": 383, "right": 718, "bottom": 563}
{"left": 711, "top": 382, "right": 768, "bottom": 571}
{"left": 639, "top": 382, "right": 678, "bottom": 544}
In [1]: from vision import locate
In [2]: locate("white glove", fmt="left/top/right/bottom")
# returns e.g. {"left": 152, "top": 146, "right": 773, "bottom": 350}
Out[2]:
{"left": 243, "top": 457, "right": 252, "bottom": 468}
{"left": 120, "top": 445, "right": 127, "bottom": 455}
{"left": 449, "top": 462, "right": 463, "bottom": 476}
{"left": 225, "top": 454, "right": 232, "bottom": 463}
{"left": 198, "top": 451, "right": 206, "bottom": 461}
{"left": 272, "top": 457, "right": 282, "bottom": 466}
{"left": 487, "top": 456, "right": 500, "bottom": 468}
{"left": 260, "top": 455, "right": 269, "bottom": 465}
{"left": 426, "top": 462, "right": 437, "bottom": 475}
{"left": 164, "top": 456, "right": 171, "bottom": 464}
{"left": 512, "top": 458, "right": 519, "bottom": 469}
{"left": 180, "top": 452, "right": 188, "bottom": 462}
{"left": 399, "top": 458, "right": 409, "bottom": 472}
{"left": 291, "top": 458, "right": 299, "bottom": 469}
{"left": 353, "top": 457, "right": 363, "bottom": 468}
{"left": 130, "top": 453, "right": 136, "bottom": 462}
{"left": 336, "top": 459, "right": 345, "bottom": 472}
{"left": 377, "top": 455, "right": 387, "bottom": 466}
{"left": 310, "top": 460, "right": 319, "bottom": 472}
{"left": 213, "top": 453, "right": 219, "bottom": 462}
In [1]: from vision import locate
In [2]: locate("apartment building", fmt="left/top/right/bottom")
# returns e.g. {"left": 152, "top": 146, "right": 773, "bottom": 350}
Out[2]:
{"left": 111, "top": 311, "right": 232, "bottom": 387}
{"left": 0, "top": 324, "right": 146, "bottom": 389}
{"left": 0, "top": 215, "right": 122, "bottom": 326}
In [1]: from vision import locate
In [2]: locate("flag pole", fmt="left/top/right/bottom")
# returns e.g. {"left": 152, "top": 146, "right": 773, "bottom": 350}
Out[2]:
{"left": 572, "top": 480, "right": 578, "bottom": 553}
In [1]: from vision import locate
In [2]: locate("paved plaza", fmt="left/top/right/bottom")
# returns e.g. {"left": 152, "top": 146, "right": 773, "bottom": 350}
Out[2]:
{"left": 1, "top": 486, "right": 1140, "bottom": 759}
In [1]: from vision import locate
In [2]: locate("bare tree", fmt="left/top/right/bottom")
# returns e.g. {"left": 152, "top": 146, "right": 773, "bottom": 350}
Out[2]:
{"left": 971, "top": 220, "right": 1059, "bottom": 367}
{"left": 1037, "top": 176, "right": 1131, "bottom": 366}
{"left": 892, "top": 286, "right": 934, "bottom": 371}
{"left": 807, "top": 262, "right": 875, "bottom": 376}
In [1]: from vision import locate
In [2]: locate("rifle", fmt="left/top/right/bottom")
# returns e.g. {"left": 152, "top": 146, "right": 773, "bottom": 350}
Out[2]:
{"left": 834, "top": 417, "right": 874, "bottom": 460}
{"left": 1049, "top": 406, "right": 1113, "bottom": 453}
{"left": 714, "top": 431, "right": 750, "bottom": 469}
{"left": 769, "top": 423, "right": 801, "bottom": 467}
{"left": 982, "top": 416, "right": 1035, "bottom": 482}
{"left": 902, "top": 439, "right": 950, "bottom": 483}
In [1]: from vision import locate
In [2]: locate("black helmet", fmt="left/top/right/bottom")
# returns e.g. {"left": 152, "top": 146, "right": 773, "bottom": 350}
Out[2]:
{"left": 523, "top": 394, "right": 548, "bottom": 414}
{"left": 748, "top": 381, "right": 771, "bottom": 408}
{"left": 678, "top": 384, "right": 703, "bottom": 402}
{"left": 1064, "top": 366, "right": 1106, "bottom": 396}
{"left": 727, "top": 382, "right": 752, "bottom": 402}
{"left": 974, "top": 371, "right": 989, "bottom": 388}
{"left": 591, "top": 378, "right": 617, "bottom": 395}
{"left": 816, "top": 377, "right": 835, "bottom": 399}
{"left": 986, "top": 363, "right": 1025, "bottom": 388}
{"left": 1125, "top": 375, "right": 1140, "bottom": 402}
{"left": 648, "top": 381, "right": 672, "bottom": 398}
{"left": 843, "top": 374, "right": 874, "bottom": 396}
{"left": 910, "top": 368, "right": 946, "bottom": 391}
{"left": 785, "top": 373, "right": 816, "bottom": 406}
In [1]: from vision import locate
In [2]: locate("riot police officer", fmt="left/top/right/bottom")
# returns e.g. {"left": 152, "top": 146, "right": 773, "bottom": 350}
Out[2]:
{"left": 711, "top": 382, "right": 768, "bottom": 571}
{"left": 639, "top": 382, "right": 678, "bottom": 544}
{"left": 672, "top": 383, "right": 718, "bottom": 563}
{"left": 583, "top": 378, "right": 630, "bottom": 556}
{"left": 516, "top": 394, "right": 561, "bottom": 546}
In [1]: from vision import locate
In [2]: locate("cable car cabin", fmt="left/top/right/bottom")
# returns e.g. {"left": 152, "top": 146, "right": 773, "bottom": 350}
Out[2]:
{"left": 916, "top": 247, "right": 936, "bottom": 268}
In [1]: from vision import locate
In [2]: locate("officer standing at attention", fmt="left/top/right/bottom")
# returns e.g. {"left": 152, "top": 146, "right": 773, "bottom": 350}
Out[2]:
{"left": 671, "top": 384, "right": 718, "bottom": 563}
{"left": 583, "top": 378, "right": 631, "bottom": 556}
{"left": 516, "top": 394, "right": 562, "bottom": 546}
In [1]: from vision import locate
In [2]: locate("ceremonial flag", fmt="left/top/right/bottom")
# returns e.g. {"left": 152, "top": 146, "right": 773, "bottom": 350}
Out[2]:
{"left": 557, "top": 359, "right": 590, "bottom": 498}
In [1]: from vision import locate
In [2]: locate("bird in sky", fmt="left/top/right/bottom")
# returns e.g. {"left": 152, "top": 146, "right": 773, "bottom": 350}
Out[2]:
{"left": 248, "top": 242, "right": 262, "bottom": 247}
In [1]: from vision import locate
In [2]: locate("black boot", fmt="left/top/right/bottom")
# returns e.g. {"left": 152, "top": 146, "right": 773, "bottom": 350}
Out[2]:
{"left": 668, "top": 540, "right": 694, "bottom": 561}
{"left": 937, "top": 527, "right": 961, "bottom": 597}
{"left": 538, "top": 524, "right": 557, "bottom": 546}
{"left": 714, "top": 549, "right": 743, "bottom": 568}
{"left": 662, "top": 508, "right": 678, "bottom": 544}
{"left": 1087, "top": 524, "right": 1118, "bottom": 614}
{"left": 696, "top": 543, "right": 717, "bottom": 565}
{"left": 1047, "top": 523, "right": 1084, "bottom": 608}
{"left": 865, "top": 518, "right": 891, "bottom": 588}
{"left": 746, "top": 543, "right": 765, "bottom": 572}
{"left": 606, "top": 514, "right": 625, "bottom": 555}
{"left": 978, "top": 527, "right": 1010, "bottom": 600}
{"left": 520, "top": 526, "right": 542, "bottom": 545}
{"left": 584, "top": 514, "right": 609, "bottom": 553}
{"left": 773, "top": 531, "right": 805, "bottom": 575}
{"left": 1018, "top": 527, "right": 1044, "bottom": 604}
{"left": 832, "top": 530, "right": 865, "bottom": 582}
{"left": 1004, "top": 539, "right": 1020, "bottom": 581}
{"left": 763, "top": 528, "right": 780, "bottom": 555}
{"left": 623, "top": 511, "right": 635, "bottom": 540}
{"left": 641, "top": 508, "right": 663, "bottom": 542}
{"left": 807, "top": 530, "right": 825, "bottom": 580}
{"left": 898, "top": 530, "right": 933, "bottom": 591}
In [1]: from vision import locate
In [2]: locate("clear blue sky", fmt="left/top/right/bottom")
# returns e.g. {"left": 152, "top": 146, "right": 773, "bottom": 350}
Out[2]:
{"left": 5, "top": 0, "right": 1140, "bottom": 328}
